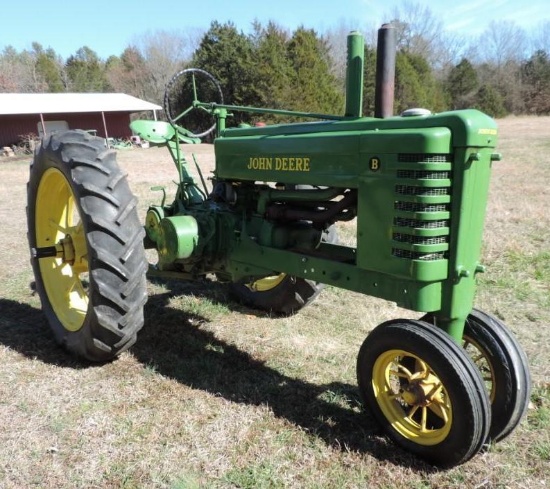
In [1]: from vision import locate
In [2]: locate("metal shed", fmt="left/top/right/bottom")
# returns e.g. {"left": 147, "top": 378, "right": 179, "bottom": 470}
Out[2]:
{"left": 0, "top": 93, "right": 162, "bottom": 147}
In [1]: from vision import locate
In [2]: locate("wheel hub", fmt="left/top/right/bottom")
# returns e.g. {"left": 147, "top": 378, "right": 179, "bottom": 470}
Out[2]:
{"left": 33, "top": 231, "right": 88, "bottom": 272}
{"left": 400, "top": 373, "right": 443, "bottom": 407}
{"left": 59, "top": 229, "right": 88, "bottom": 272}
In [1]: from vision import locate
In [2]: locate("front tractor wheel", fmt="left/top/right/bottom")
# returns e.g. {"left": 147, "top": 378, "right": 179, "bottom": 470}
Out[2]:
{"left": 423, "top": 309, "right": 531, "bottom": 443}
{"left": 27, "top": 130, "right": 148, "bottom": 362}
{"left": 462, "top": 309, "right": 531, "bottom": 442}
{"left": 357, "top": 320, "right": 491, "bottom": 467}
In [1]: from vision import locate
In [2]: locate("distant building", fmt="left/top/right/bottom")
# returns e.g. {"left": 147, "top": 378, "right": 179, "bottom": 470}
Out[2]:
{"left": 0, "top": 93, "right": 162, "bottom": 147}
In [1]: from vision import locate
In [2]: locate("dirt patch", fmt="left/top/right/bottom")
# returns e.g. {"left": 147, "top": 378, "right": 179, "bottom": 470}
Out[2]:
{"left": 115, "top": 143, "right": 215, "bottom": 181}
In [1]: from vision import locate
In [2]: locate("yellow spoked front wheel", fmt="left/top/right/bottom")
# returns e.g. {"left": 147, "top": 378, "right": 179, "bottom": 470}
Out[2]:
{"left": 422, "top": 309, "right": 531, "bottom": 443}
{"left": 463, "top": 310, "right": 531, "bottom": 442}
{"left": 372, "top": 349, "right": 452, "bottom": 446}
{"left": 27, "top": 130, "right": 148, "bottom": 362}
{"left": 357, "top": 320, "right": 491, "bottom": 468}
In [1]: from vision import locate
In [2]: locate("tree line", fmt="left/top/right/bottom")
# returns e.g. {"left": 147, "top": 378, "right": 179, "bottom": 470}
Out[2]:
{"left": 1, "top": 4, "right": 549, "bottom": 121}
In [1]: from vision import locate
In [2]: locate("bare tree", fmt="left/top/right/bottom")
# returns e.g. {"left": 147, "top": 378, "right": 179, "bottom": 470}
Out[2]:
{"left": 0, "top": 46, "right": 48, "bottom": 92}
{"left": 532, "top": 20, "right": 550, "bottom": 53}
{"left": 129, "top": 29, "right": 202, "bottom": 104}
{"left": 0, "top": 47, "right": 23, "bottom": 92}
{"left": 474, "top": 20, "right": 528, "bottom": 67}
{"left": 467, "top": 21, "right": 528, "bottom": 114}
{"left": 325, "top": 19, "right": 366, "bottom": 83}
{"left": 436, "top": 32, "right": 470, "bottom": 76}
{"left": 106, "top": 47, "right": 150, "bottom": 100}
{"left": 387, "top": 1, "right": 451, "bottom": 69}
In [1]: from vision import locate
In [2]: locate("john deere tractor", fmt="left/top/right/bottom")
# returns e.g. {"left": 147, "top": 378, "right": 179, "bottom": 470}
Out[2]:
{"left": 27, "top": 25, "right": 530, "bottom": 467}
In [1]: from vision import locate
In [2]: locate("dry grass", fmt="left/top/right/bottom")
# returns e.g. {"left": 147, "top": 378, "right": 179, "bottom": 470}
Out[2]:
{"left": 0, "top": 117, "right": 549, "bottom": 488}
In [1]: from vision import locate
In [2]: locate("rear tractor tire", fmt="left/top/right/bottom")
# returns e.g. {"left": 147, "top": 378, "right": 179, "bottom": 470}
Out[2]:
{"left": 27, "top": 130, "right": 148, "bottom": 362}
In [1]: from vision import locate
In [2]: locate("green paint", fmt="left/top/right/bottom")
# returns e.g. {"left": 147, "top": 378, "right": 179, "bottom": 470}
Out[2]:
{"left": 136, "top": 32, "right": 498, "bottom": 343}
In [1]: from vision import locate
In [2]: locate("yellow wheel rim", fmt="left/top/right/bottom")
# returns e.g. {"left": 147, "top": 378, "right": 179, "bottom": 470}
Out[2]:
{"left": 35, "top": 168, "right": 89, "bottom": 332}
{"left": 372, "top": 349, "right": 452, "bottom": 446}
{"left": 246, "top": 273, "right": 286, "bottom": 292}
{"left": 463, "top": 334, "right": 497, "bottom": 403}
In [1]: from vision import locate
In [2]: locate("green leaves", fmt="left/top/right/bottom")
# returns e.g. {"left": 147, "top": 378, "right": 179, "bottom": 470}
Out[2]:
{"left": 65, "top": 46, "right": 108, "bottom": 92}
{"left": 191, "top": 22, "right": 344, "bottom": 125}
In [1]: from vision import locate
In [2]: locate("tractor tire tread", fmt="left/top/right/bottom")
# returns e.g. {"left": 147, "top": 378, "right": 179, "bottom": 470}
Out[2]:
{"left": 27, "top": 130, "right": 147, "bottom": 362}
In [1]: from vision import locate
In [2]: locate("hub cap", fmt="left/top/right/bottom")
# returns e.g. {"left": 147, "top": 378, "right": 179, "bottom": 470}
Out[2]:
{"left": 372, "top": 349, "right": 453, "bottom": 445}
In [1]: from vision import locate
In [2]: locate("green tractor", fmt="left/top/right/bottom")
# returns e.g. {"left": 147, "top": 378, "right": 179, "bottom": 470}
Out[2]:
{"left": 27, "top": 25, "right": 530, "bottom": 467}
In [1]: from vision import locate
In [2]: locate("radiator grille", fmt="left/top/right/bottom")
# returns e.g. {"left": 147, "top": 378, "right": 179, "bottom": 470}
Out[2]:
{"left": 392, "top": 153, "right": 452, "bottom": 262}
{"left": 398, "top": 153, "right": 450, "bottom": 163}
{"left": 397, "top": 170, "right": 451, "bottom": 180}
{"left": 395, "top": 185, "right": 449, "bottom": 196}
{"left": 393, "top": 233, "right": 448, "bottom": 245}
{"left": 394, "top": 218, "right": 448, "bottom": 229}
{"left": 394, "top": 202, "right": 448, "bottom": 213}
{"left": 392, "top": 249, "right": 446, "bottom": 261}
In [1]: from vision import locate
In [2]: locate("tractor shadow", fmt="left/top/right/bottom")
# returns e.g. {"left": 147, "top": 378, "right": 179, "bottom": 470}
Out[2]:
{"left": 134, "top": 278, "right": 435, "bottom": 469}
{"left": 0, "top": 297, "right": 91, "bottom": 368}
{"left": 0, "top": 287, "right": 436, "bottom": 471}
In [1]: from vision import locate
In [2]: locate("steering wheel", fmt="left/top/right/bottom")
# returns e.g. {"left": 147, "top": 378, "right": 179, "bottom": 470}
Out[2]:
{"left": 163, "top": 68, "right": 224, "bottom": 138}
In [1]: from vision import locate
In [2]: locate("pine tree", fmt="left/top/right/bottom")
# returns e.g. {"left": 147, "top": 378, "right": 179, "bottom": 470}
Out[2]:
{"left": 394, "top": 51, "right": 446, "bottom": 114}
{"left": 522, "top": 50, "right": 550, "bottom": 114}
{"left": 32, "top": 43, "right": 65, "bottom": 92}
{"left": 362, "top": 45, "right": 377, "bottom": 117}
{"left": 473, "top": 84, "right": 507, "bottom": 118}
{"left": 65, "top": 47, "right": 107, "bottom": 92}
{"left": 251, "top": 21, "right": 293, "bottom": 122}
{"left": 447, "top": 58, "right": 478, "bottom": 109}
{"left": 286, "top": 27, "right": 344, "bottom": 116}
{"left": 192, "top": 21, "right": 256, "bottom": 125}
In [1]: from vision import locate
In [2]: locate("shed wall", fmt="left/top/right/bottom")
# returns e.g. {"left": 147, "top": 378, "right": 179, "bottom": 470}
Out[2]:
{"left": 0, "top": 112, "right": 134, "bottom": 147}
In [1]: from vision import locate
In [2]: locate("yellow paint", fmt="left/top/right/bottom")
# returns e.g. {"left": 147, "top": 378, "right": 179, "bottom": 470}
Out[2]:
{"left": 247, "top": 156, "right": 311, "bottom": 172}
{"left": 36, "top": 168, "right": 88, "bottom": 332}
{"left": 478, "top": 128, "right": 497, "bottom": 135}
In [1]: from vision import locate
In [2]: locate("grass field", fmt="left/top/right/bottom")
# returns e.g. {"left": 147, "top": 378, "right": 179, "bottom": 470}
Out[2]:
{"left": 0, "top": 116, "right": 549, "bottom": 488}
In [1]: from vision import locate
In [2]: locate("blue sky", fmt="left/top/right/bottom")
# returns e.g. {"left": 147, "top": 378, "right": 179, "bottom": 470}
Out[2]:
{"left": 1, "top": 0, "right": 548, "bottom": 59}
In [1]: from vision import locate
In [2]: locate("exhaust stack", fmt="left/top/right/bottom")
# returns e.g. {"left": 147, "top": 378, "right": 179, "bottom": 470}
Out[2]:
{"left": 374, "top": 23, "right": 396, "bottom": 119}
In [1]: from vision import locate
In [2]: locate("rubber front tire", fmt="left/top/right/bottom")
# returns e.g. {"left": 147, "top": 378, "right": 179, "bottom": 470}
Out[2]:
{"left": 229, "top": 226, "right": 337, "bottom": 315}
{"left": 422, "top": 309, "right": 531, "bottom": 443}
{"left": 357, "top": 319, "right": 491, "bottom": 468}
{"left": 230, "top": 274, "right": 323, "bottom": 315}
{"left": 462, "top": 309, "right": 530, "bottom": 442}
{"left": 27, "top": 130, "right": 148, "bottom": 362}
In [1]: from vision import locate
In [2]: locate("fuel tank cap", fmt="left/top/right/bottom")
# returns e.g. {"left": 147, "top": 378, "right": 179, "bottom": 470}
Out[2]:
{"left": 401, "top": 108, "right": 432, "bottom": 117}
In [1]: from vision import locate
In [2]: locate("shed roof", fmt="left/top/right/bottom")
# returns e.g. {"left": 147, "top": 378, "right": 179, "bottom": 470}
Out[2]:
{"left": 0, "top": 93, "right": 162, "bottom": 115}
